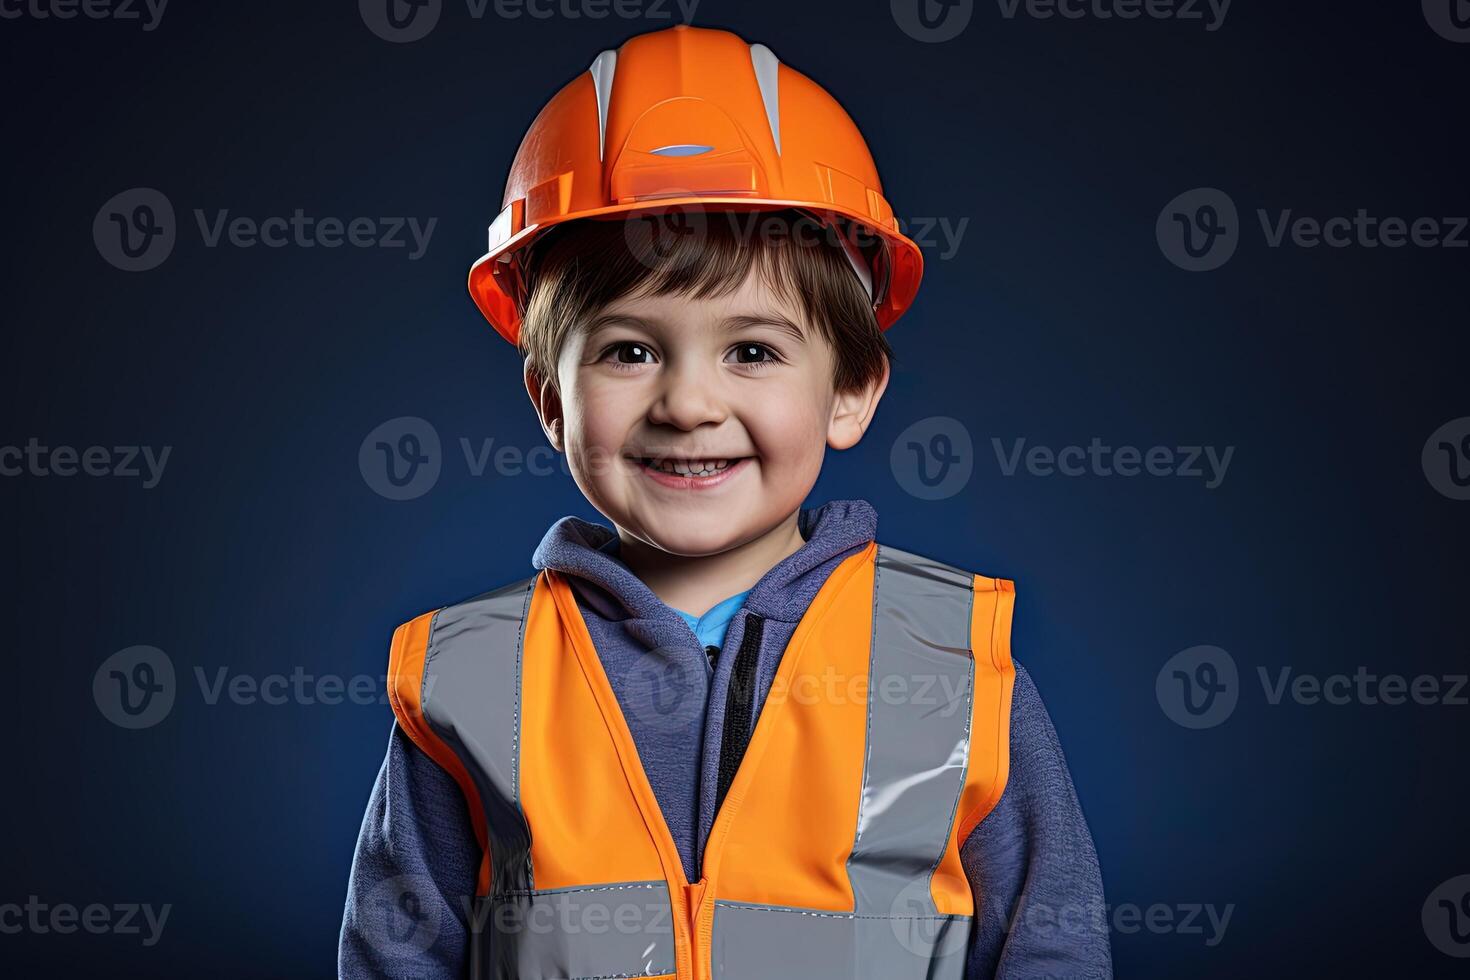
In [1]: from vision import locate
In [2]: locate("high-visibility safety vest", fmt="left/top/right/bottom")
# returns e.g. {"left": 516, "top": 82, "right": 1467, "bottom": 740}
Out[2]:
{"left": 387, "top": 541, "right": 1016, "bottom": 979}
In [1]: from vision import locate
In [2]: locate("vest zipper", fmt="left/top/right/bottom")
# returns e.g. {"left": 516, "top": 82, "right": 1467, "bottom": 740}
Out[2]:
{"left": 714, "top": 612, "right": 763, "bottom": 818}
{"left": 683, "top": 876, "right": 708, "bottom": 979}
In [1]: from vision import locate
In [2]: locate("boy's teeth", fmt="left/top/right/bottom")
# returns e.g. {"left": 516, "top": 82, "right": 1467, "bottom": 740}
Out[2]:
{"left": 649, "top": 458, "right": 733, "bottom": 476}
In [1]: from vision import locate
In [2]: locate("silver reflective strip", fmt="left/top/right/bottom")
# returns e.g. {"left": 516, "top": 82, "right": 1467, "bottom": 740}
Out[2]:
{"left": 711, "top": 900, "right": 969, "bottom": 980}
{"left": 589, "top": 49, "right": 618, "bottom": 162}
{"left": 749, "top": 43, "right": 782, "bottom": 155}
{"left": 489, "top": 881, "right": 676, "bottom": 979}
{"left": 423, "top": 575, "right": 538, "bottom": 894}
{"left": 846, "top": 545, "right": 975, "bottom": 919}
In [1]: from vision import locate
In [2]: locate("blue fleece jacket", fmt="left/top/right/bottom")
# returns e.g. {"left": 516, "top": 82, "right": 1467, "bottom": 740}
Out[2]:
{"left": 339, "top": 499, "right": 1112, "bottom": 978}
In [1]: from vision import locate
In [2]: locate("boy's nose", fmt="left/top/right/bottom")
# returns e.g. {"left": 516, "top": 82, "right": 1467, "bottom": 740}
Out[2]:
{"left": 647, "top": 365, "right": 727, "bottom": 430}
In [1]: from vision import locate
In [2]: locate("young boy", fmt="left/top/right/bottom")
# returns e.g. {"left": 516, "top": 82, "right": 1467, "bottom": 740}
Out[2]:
{"left": 339, "top": 24, "right": 1109, "bottom": 980}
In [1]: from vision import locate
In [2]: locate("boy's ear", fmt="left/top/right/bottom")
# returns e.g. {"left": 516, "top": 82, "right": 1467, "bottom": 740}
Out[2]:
{"left": 827, "top": 356, "right": 891, "bottom": 451}
{"left": 524, "top": 360, "right": 565, "bottom": 452}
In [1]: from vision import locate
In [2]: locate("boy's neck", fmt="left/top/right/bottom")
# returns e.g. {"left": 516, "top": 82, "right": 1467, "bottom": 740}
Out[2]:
{"left": 615, "top": 510, "right": 806, "bottom": 618}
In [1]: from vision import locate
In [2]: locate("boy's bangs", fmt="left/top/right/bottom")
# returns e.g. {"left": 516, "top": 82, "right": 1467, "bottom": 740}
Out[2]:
{"left": 519, "top": 208, "right": 892, "bottom": 394}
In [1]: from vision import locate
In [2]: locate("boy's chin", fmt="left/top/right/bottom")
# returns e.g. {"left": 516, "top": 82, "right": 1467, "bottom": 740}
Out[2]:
{"left": 616, "top": 501, "right": 784, "bottom": 559}
{"left": 626, "top": 520, "right": 755, "bottom": 559}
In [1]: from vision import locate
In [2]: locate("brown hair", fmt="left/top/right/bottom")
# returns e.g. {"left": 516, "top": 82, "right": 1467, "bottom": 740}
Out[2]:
{"left": 516, "top": 208, "right": 894, "bottom": 394}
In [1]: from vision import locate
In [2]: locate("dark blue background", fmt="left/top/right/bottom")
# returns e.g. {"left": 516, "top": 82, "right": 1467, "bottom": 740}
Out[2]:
{"left": 2, "top": 1, "right": 1465, "bottom": 976}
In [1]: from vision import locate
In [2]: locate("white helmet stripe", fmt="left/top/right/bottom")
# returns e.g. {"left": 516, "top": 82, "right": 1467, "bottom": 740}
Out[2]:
{"left": 749, "top": 43, "right": 782, "bottom": 156}
{"left": 588, "top": 49, "right": 618, "bottom": 162}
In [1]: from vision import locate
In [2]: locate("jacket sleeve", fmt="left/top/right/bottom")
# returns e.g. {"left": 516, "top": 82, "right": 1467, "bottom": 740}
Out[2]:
{"left": 338, "top": 721, "right": 481, "bottom": 980}
{"left": 960, "top": 661, "right": 1112, "bottom": 979}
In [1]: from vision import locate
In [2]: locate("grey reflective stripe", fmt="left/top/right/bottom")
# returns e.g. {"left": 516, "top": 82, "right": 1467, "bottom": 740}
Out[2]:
{"left": 711, "top": 900, "right": 969, "bottom": 980}
{"left": 846, "top": 545, "right": 976, "bottom": 920}
{"left": 588, "top": 49, "right": 618, "bottom": 162}
{"left": 485, "top": 881, "right": 676, "bottom": 979}
{"left": 749, "top": 43, "right": 782, "bottom": 155}
{"left": 422, "top": 575, "right": 538, "bottom": 897}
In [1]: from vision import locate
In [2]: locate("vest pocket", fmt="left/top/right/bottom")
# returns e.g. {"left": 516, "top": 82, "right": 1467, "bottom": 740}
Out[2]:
{"left": 475, "top": 881, "right": 677, "bottom": 980}
{"left": 709, "top": 900, "right": 972, "bottom": 979}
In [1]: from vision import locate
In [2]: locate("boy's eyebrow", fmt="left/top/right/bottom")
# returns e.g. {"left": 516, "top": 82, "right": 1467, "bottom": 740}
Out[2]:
{"left": 584, "top": 312, "right": 654, "bottom": 335}
{"left": 721, "top": 312, "right": 807, "bottom": 345}
{"left": 584, "top": 311, "right": 808, "bottom": 344}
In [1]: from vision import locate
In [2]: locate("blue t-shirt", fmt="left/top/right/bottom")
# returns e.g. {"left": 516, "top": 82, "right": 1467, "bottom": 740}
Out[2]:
{"left": 673, "top": 589, "right": 751, "bottom": 650}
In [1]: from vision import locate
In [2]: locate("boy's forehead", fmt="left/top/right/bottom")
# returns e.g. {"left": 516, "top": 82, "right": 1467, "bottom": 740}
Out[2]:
{"left": 588, "top": 284, "right": 809, "bottom": 343}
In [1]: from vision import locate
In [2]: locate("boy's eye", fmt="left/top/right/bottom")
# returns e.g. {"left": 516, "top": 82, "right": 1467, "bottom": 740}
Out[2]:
{"left": 728, "top": 343, "right": 780, "bottom": 366}
{"left": 603, "top": 341, "right": 655, "bottom": 365}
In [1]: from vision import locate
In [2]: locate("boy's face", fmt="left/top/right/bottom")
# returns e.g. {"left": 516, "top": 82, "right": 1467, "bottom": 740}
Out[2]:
{"left": 527, "top": 266, "right": 888, "bottom": 557}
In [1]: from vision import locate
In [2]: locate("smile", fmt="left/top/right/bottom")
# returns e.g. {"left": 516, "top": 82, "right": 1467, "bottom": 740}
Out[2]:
{"left": 630, "top": 455, "right": 754, "bottom": 489}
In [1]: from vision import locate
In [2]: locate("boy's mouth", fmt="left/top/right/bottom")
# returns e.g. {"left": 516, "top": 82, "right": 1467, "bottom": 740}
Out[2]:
{"left": 635, "top": 456, "right": 743, "bottom": 476}
{"left": 628, "top": 454, "right": 755, "bottom": 488}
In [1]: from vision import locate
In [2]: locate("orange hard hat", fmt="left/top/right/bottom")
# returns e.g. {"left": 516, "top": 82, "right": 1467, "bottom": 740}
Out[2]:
{"left": 468, "top": 24, "right": 924, "bottom": 347}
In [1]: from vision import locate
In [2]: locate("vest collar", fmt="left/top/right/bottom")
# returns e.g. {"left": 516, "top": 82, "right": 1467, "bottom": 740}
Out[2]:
{"left": 530, "top": 498, "right": 879, "bottom": 628}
